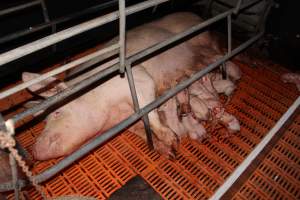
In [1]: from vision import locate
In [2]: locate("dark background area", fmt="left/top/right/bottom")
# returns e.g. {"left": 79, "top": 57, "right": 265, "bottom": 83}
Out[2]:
{"left": 0, "top": 0, "right": 299, "bottom": 88}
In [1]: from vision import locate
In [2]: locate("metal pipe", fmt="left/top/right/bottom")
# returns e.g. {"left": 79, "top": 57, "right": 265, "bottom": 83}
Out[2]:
{"left": 0, "top": 31, "right": 263, "bottom": 191}
{"left": 0, "top": 44, "right": 120, "bottom": 100}
{"left": 227, "top": 14, "right": 232, "bottom": 54}
{"left": 0, "top": 0, "right": 170, "bottom": 66}
{"left": 0, "top": 1, "right": 40, "bottom": 17}
{"left": 125, "top": 63, "right": 154, "bottom": 149}
{"left": 209, "top": 96, "right": 300, "bottom": 200}
{"left": 221, "top": 14, "right": 232, "bottom": 80}
{"left": 118, "top": 0, "right": 126, "bottom": 74}
{"left": 39, "top": 0, "right": 50, "bottom": 22}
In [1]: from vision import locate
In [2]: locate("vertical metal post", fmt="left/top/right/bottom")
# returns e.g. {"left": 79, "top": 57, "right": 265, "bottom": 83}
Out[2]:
{"left": 125, "top": 63, "right": 154, "bottom": 149}
{"left": 39, "top": 0, "right": 50, "bottom": 22}
{"left": 9, "top": 154, "right": 19, "bottom": 200}
{"left": 118, "top": 0, "right": 126, "bottom": 74}
{"left": 221, "top": 14, "right": 232, "bottom": 80}
{"left": 40, "top": 0, "right": 57, "bottom": 52}
{"left": 227, "top": 14, "right": 232, "bottom": 54}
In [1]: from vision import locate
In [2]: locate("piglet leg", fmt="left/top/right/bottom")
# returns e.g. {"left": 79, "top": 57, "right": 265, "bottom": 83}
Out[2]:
{"left": 158, "top": 97, "right": 188, "bottom": 140}
{"left": 182, "top": 114, "right": 207, "bottom": 142}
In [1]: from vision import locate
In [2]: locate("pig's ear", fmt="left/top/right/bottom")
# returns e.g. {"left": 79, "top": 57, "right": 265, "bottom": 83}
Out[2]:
{"left": 22, "top": 72, "right": 68, "bottom": 98}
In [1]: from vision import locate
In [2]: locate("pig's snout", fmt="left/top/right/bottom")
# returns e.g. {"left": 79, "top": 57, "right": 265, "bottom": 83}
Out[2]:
{"left": 33, "top": 132, "right": 62, "bottom": 160}
{"left": 220, "top": 113, "right": 240, "bottom": 133}
{"left": 227, "top": 118, "right": 240, "bottom": 133}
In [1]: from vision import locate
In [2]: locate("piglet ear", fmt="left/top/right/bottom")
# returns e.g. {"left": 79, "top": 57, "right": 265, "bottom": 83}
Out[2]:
{"left": 226, "top": 62, "right": 242, "bottom": 81}
{"left": 22, "top": 72, "right": 68, "bottom": 98}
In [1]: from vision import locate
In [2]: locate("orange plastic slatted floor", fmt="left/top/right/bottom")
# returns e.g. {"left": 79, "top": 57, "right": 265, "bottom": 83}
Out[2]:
{"left": 1, "top": 60, "right": 299, "bottom": 199}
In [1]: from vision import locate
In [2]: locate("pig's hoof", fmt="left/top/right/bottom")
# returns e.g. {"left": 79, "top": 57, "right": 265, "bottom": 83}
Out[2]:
{"left": 154, "top": 140, "right": 177, "bottom": 159}
{"left": 160, "top": 127, "right": 179, "bottom": 147}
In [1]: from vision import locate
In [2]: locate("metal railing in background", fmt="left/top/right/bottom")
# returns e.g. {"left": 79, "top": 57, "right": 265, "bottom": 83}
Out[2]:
{"left": 0, "top": 0, "right": 55, "bottom": 49}
{"left": 0, "top": 1, "right": 41, "bottom": 17}
{"left": 0, "top": 2, "right": 288, "bottom": 200}
{"left": 0, "top": 0, "right": 119, "bottom": 45}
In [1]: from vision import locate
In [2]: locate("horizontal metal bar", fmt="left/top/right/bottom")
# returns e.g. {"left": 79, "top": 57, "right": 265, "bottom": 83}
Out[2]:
{"left": 0, "top": 0, "right": 170, "bottom": 66}
{"left": 239, "top": 0, "right": 263, "bottom": 12}
{"left": 0, "top": 44, "right": 120, "bottom": 100}
{"left": 209, "top": 96, "right": 300, "bottom": 200}
{"left": 0, "top": 1, "right": 40, "bottom": 17}
{"left": 0, "top": 30, "right": 263, "bottom": 191}
{"left": 0, "top": 0, "right": 119, "bottom": 44}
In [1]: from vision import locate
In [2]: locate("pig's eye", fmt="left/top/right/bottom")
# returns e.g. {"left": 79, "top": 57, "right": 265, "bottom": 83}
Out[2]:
{"left": 53, "top": 111, "right": 61, "bottom": 118}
